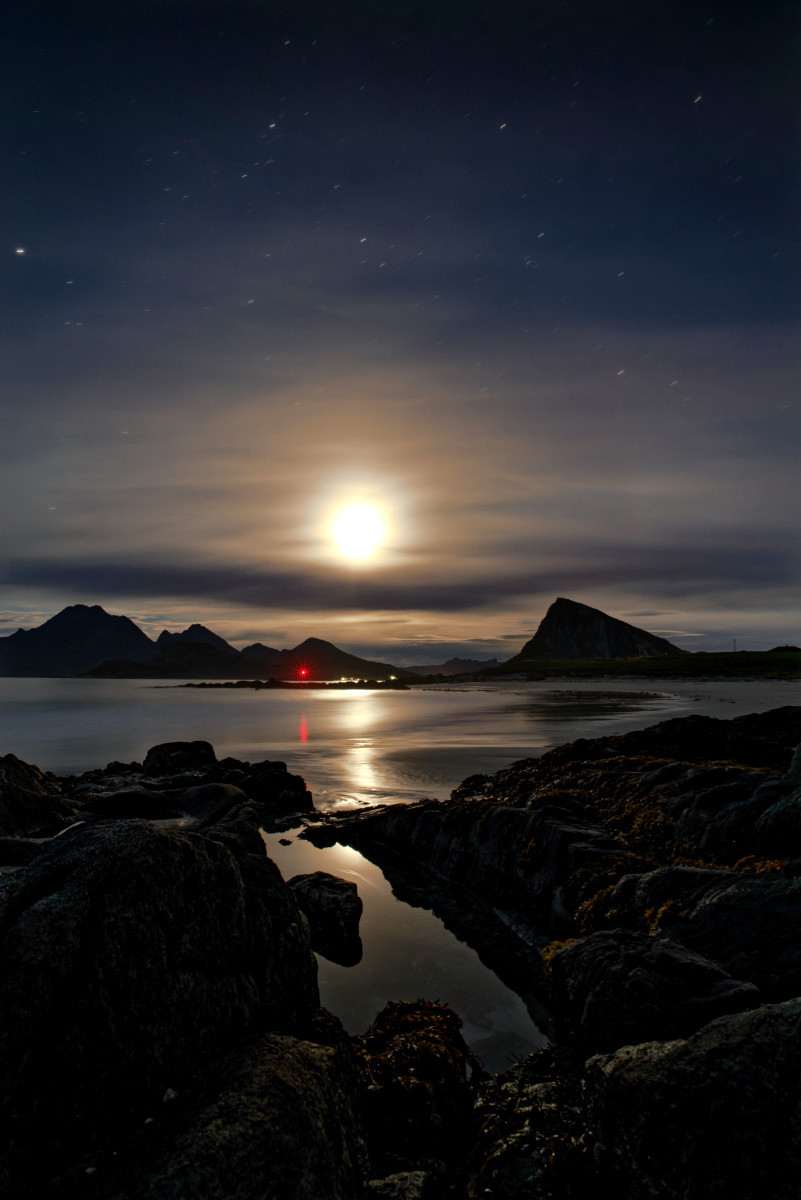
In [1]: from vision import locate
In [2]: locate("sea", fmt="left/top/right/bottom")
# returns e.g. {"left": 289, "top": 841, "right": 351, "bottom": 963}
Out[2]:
{"left": 1, "top": 675, "right": 795, "bottom": 805}
{"left": 2, "top": 675, "right": 796, "bottom": 1071}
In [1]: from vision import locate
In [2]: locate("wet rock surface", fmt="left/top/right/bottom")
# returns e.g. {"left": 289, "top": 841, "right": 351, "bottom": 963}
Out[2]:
{"left": 303, "top": 705, "right": 801, "bottom": 1195}
{"left": 0, "top": 743, "right": 314, "bottom": 870}
{"left": 0, "top": 752, "right": 77, "bottom": 836}
{"left": 1, "top": 711, "right": 801, "bottom": 1197}
{"left": 290, "top": 870, "right": 364, "bottom": 965}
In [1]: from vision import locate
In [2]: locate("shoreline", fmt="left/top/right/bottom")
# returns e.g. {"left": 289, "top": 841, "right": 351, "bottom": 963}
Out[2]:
{"left": 1, "top": 704, "right": 800, "bottom": 1195}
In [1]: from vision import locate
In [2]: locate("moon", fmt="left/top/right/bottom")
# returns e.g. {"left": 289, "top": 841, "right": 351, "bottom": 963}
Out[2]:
{"left": 332, "top": 503, "right": 385, "bottom": 560}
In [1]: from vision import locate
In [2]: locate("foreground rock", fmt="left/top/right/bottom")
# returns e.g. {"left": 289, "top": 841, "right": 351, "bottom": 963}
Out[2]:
{"left": 301, "top": 706, "right": 801, "bottom": 1195}
{"left": 2, "top": 709, "right": 801, "bottom": 1198}
{"left": 354, "top": 1000, "right": 474, "bottom": 1190}
{"left": 54, "top": 739, "right": 313, "bottom": 830}
{"left": 85, "top": 1027, "right": 367, "bottom": 1200}
{"left": 0, "top": 800, "right": 318, "bottom": 1191}
{"left": 320, "top": 707, "right": 801, "bottom": 1016}
{"left": 467, "top": 1000, "right": 801, "bottom": 1199}
{"left": 583, "top": 998, "right": 801, "bottom": 1198}
{"left": 290, "top": 870, "right": 364, "bottom": 965}
{"left": 0, "top": 753, "right": 77, "bottom": 835}
{"left": 547, "top": 928, "right": 760, "bottom": 1052}
{"left": 0, "top": 742, "right": 315, "bottom": 870}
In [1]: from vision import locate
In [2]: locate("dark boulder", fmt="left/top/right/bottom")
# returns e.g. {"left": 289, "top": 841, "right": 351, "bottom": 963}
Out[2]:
{"left": 466, "top": 1049, "right": 588, "bottom": 1200}
{"left": 584, "top": 998, "right": 801, "bottom": 1198}
{"left": 290, "top": 871, "right": 364, "bottom": 965}
{"left": 178, "top": 781, "right": 250, "bottom": 824}
{"left": 0, "top": 801, "right": 318, "bottom": 1188}
{"left": 143, "top": 740, "right": 218, "bottom": 775}
{"left": 547, "top": 929, "right": 760, "bottom": 1052}
{"left": 80, "top": 787, "right": 181, "bottom": 819}
{"left": 0, "top": 835, "right": 50, "bottom": 866}
{"left": 101, "top": 1032, "right": 366, "bottom": 1200}
{"left": 241, "top": 760, "right": 314, "bottom": 815}
{"left": 602, "top": 865, "right": 801, "bottom": 999}
{"left": 0, "top": 753, "right": 75, "bottom": 836}
{"left": 354, "top": 1001, "right": 473, "bottom": 1181}
{"left": 754, "top": 783, "right": 801, "bottom": 856}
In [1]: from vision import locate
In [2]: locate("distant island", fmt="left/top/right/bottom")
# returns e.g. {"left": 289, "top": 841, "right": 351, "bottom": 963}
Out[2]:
{"left": 0, "top": 597, "right": 797, "bottom": 680}
{"left": 180, "top": 679, "right": 409, "bottom": 691}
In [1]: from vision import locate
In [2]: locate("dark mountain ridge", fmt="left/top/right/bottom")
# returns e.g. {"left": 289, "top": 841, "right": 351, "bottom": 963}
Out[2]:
{"left": 407, "top": 657, "right": 501, "bottom": 676}
{"left": 0, "top": 604, "right": 412, "bottom": 680}
{"left": 156, "top": 624, "right": 240, "bottom": 657}
{"left": 0, "top": 597, "right": 691, "bottom": 681}
{"left": 86, "top": 641, "right": 266, "bottom": 680}
{"left": 254, "top": 636, "right": 412, "bottom": 682}
{"left": 241, "top": 642, "right": 281, "bottom": 661}
{"left": 0, "top": 605, "right": 158, "bottom": 677}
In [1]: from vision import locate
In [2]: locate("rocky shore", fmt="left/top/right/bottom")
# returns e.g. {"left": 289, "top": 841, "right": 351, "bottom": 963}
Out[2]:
{"left": 1, "top": 707, "right": 800, "bottom": 1197}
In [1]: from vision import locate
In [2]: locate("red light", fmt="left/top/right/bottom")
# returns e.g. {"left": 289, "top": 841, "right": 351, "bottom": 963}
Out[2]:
{"left": 300, "top": 668, "right": 307, "bottom": 676}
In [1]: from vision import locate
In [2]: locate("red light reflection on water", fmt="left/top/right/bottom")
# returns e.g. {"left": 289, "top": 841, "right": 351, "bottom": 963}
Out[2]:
{"left": 299, "top": 714, "right": 308, "bottom": 743}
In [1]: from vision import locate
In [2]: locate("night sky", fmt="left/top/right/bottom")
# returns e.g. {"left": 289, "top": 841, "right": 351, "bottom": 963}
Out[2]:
{"left": 2, "top": 0, "right": 798, "bottom": 661}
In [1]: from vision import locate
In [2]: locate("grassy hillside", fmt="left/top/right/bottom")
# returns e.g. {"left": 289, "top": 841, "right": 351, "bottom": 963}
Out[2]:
{"left": 473, "top": 650, "right": 801, "bottom": 681}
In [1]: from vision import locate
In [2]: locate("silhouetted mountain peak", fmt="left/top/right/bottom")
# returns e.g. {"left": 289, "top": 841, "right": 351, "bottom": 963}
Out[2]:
{"left": 157, "top": 625, "right": 240, "bottom": 656}
{"left": 512, "top": 597, "right": 684, "bottom": 661}
{"left": 0, "top": 605, "right": 411, "bottom": 680}
{"left": 0, "top": 604, "right": 158, "bottom": 676}
{"left": 40, "top": 604, "right": 107, "bottom": 627}
{"left": 240, "top": 642, "right": 281, "bottom": 661}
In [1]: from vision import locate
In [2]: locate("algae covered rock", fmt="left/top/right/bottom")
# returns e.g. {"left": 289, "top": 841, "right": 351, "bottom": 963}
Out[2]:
{"left": 355, "top": 1000, "right": 473, "bottom": 1181}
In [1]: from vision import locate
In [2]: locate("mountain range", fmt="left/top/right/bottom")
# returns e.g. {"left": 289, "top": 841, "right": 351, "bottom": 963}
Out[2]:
{"left": 0, "top": 598, "right": 685, "bottom": 679}
{"left": 0, "top": 606, "right": 414, "bottom": 681}
{"left": 407, "top": 657, "right": 501, "bottom": 677}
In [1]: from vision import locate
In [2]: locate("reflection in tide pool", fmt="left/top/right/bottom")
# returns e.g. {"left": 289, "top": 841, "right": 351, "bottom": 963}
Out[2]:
{"left": 262, "top": 828, "right": 548, "bottom": 1074}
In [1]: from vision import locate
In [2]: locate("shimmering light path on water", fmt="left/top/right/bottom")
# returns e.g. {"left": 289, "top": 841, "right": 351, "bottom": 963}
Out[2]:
{"left": 0, "top": 677, "right": 794, "bottom": 807}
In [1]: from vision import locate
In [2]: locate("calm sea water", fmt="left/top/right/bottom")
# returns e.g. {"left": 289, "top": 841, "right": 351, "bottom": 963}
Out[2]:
{"left": 0, "top": 676, "right": 795, "bottom": 806}
{"left": 2, "top": 675, "right": 795, "bottom": 1071}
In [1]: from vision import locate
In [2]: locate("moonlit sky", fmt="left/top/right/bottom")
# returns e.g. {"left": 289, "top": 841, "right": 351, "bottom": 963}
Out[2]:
{"left": 2, "top": 1, "right": 799, "bottom": 662}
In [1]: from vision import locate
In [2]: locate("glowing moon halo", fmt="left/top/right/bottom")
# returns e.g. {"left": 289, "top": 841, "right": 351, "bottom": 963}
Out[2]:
{"left": 332, "top": 503, "right": 385, "bottom": 560}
